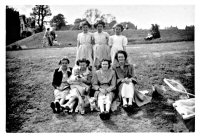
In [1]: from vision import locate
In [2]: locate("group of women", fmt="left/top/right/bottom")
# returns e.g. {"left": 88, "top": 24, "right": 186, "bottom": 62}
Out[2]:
{"left": 50, "top": 20, "right": 151, "bottom": 120}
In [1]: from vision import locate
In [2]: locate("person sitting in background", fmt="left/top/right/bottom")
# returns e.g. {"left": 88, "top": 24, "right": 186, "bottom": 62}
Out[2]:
{"left": 51, "top": 57, "right": 72, "bottom": 113}
{"left": 92, "top": 59, "right": 116, "bottom": 120}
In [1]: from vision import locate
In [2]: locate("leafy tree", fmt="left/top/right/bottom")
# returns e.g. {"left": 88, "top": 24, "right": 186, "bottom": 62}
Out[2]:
{"left": 84, "top": 9, "right": 101, "bottom": 25}
{"left": 120, "top": 22, "right": 137, "bottom": 30}
{"left": 6, "top": 6, "right": 20, "bottom": 45}
{"left": 30, "top": 5, "right": 52, "bottom": 32}
{"left": 101, "top": 14, "right": 116, "bottom": 24}
{"left": 50, "top": 14, "right": 66, "bottom": 30}
{"left": 72, "top": 18, "right": 87, "bottom": 30}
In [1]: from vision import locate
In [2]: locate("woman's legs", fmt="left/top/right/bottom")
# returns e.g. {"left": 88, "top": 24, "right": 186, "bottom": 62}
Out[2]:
{"left": 98, "top": 93, "right": 105, "bottom": 112}
{"left": 121, "top": 83, "right": 135, "bottom": 106}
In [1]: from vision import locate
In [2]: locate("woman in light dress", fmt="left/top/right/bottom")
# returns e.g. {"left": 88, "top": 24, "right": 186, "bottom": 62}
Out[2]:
{"left": 76, "top": 21, "right": 94, "bottom": 66}
{"left": 109, "top": 24, "right": 128, "bottom": 65}
{"left": 93, "top": 20, "right": 110, "bottom": 70}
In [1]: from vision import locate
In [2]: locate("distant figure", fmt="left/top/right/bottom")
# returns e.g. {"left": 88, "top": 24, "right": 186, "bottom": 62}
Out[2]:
{"left": 50, "top": 27, "right": 56, "bottom": 42}
{"left": 93, "top": 20, "right": 110, "bottom": 70}
{"left": 76, "top": 21, "right": 94, "bottom": 66}
{"left": 43, "top": 28, "right": 52, "bottom": 46}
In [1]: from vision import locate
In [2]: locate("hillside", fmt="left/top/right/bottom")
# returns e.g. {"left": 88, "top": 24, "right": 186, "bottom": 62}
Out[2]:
{"left": 7, "top": 29, "right": 194, "bottom": 50}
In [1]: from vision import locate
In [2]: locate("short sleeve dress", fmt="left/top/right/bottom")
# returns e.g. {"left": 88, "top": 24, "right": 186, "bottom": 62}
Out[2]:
{"left": 108, "top": 35, "right": 128, "bottom": 63}
{"left": 76, "top": 32, "right": 93, "bottom": 65}
{"left": 93, "top": 31, "right": 111, "bottom": 67}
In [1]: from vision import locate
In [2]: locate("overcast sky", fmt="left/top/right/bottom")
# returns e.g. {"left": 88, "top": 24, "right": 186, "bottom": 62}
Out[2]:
{"left": 8, "top": 5, "right": 194, "bottom": 29}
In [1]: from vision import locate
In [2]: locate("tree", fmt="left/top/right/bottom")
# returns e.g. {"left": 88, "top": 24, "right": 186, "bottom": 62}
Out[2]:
{"left": 6, "top": 6, "right": 21, "bottom": 45}
{"left": 72, "top": 18, "right": 87, "bottom": 30}
{"left": 50, "top": 14, "right": 66, "bottom": 30}
{"left": 84, "top": 9, "right": 101, "bottom": 25}
{"left": 100, "top": 14, "right": 116, "bottom": 24}
{"left": 30, "top": 5, "right": 52, "bottom": 32}
{"left": 120, "top": 22, "right": 137, "bottom": 30}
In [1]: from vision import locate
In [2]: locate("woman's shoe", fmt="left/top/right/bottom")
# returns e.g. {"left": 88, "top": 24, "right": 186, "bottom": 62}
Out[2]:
{"left": 55, "top": 102, "right": 61, "bottom": 113}
{"left": 50, "top": 102, "right": 56, "bottom": 113}
{"left": 123, "top": 104, "right": 128, "bottom": 108}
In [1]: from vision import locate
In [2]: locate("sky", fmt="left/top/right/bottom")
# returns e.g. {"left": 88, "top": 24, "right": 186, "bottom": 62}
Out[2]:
{"left": 8, "top": 5, "right": 194, "bottom": 29}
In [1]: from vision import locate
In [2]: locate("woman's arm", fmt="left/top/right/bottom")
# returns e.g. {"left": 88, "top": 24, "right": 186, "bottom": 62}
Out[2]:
{"left": 122, "top": 36, "right": 128, "bottom": 51}
{"left": 105, "top": 71, "right": 116, "bottom": 92}
{"left": 129, "top": 64, "right": 137, "bottom": 84}
{"left": 92, "top": 72, "right": 100, "bottom": 91}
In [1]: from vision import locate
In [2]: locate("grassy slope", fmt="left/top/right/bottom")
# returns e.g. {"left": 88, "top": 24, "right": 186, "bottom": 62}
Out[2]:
{"left": 7, "top": 29, "right": 194, "bottom": 49}
{"left": 6, "top": 42, "right": 194, "bottom": 132}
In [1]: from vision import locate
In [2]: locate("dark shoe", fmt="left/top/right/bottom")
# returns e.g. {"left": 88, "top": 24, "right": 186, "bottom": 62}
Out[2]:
{"left": 55, "top": 102, "right": 61, "bottom": 113}
{"left": 104, "top": 111, "right": 110, "bottom": 120}
{"left": 50, "top": 102, "right": 56, "bottom": 113}
{"left": 99, "top": 112, "right": 106, "bottom": 120}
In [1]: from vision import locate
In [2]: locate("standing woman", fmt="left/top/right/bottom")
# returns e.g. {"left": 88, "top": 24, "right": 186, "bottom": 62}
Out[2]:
{"left": 92, "top": 59, "right": 116, "bottom": 120}
{"left": 112, "top": 50, "right": 151, "bottom": 110}
{"left": 76, "top": 21, "right": 94, "bottom": 66}
{"left": 109, "top": 24, "right": 128, "bottom": 64}
{"left": 93, "top": 20, "right": 110, "bottom": 70}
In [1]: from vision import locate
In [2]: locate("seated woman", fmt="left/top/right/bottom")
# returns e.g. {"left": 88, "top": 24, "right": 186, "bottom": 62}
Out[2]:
{"left": 112, "top": 50, "right": 151, "bottom": 110}
{"left": 62, "top": 58, "right": 92, "bottom": 114}
{"left": 51, "top": 57, "right": 72, "bottom": 113}
{"left": 62, "top": 66, "right": 90, "bottom": 114}
{"left": 92, "top": 59, "right": 116, "bottom": 120}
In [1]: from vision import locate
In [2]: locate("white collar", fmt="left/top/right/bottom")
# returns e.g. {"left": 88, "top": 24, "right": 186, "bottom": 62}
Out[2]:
{"left": 58, "top": 66, "right": 71, "bottom": 73}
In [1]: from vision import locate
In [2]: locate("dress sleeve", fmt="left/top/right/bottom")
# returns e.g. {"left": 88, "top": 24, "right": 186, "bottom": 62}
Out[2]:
{"left": 108, "top": 36, "right": 113, "bottom": 47}
{"left": 122, "top": 36, "right": 128, "bottom": 46}
{"left": 77, "top": 33, "right": 81, "bottom": 48}
{"left": 129, "top": 64, "right": 137, "bottom": 84}
{"left": 92, "top": 71, "right": 100, "bottom": 91}
{"left": 106, "top": 70, "right": 116, "bottom": 92}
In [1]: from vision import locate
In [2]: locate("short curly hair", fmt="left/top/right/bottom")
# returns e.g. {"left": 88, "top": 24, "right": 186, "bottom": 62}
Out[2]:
{"left": 99, "top": 59, "right": 112, "bottom": 69}
{"left": 59, "top": 57, "right": 70, "bottom": 65}
{"left": 76, "top": 58, "right": 90, "bottom": 67}
{"left": 114, "top": 50, "right": 128, "bottom": 61}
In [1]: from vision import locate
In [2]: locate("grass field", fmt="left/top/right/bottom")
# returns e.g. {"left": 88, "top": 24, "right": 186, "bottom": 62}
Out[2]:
{"left": 7, "top": 29, "right": 194, "bottom": 49}
{"left": 6, "top": 41, "right": 194, "bottom": 132}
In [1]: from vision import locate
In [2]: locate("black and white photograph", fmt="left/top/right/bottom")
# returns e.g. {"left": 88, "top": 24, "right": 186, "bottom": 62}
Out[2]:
{"left": 2, "top": 0, "right": 199, "bottom": 134}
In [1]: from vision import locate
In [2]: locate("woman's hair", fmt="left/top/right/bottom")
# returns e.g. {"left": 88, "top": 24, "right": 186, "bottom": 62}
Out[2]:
{"left": 99, "top": 59, "right": 112, "bottom": 69}
{"left": 114, "top": 50, "right": 128, "bottom": 61}
{"left": 115, "top": 24, "right": 124, "bottom": 32}
{"left": 59, "top": 57, "right": 70, "bottom": 65}
{"left": 79, "top": 20, "right": 92, "bottom": 29}
{"left": 76, "top": 58, "right": 90, "bottom": 67}
{"left": 94, "top": 20, "right": 105, "bottom": 28}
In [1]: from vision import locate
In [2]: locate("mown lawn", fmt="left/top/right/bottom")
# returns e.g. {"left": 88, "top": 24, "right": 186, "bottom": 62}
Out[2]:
{"left": 6, "top": 41, "right": 194, "bottom": 132}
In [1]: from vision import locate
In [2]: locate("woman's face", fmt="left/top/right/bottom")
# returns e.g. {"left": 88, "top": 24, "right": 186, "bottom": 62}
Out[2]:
{"left": 82, "top": 25, "right": 89, "bottom": 33}
{"left": 61, "top": 60, "right": 68, "bottom": 70}
{"left": 115, "top": 26, "right": 122, "bottom": 35}
{"left": 97, "top": 24, "right": 103, "bottom": 33}
{"left": 117, "top": 53, "right": 126, "bottom": 64}
{"left": 79, "top": 62, "right": 87, "bottom": 71}
{"left": 101, "top": 61, "right": 109, "bottom": 70}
